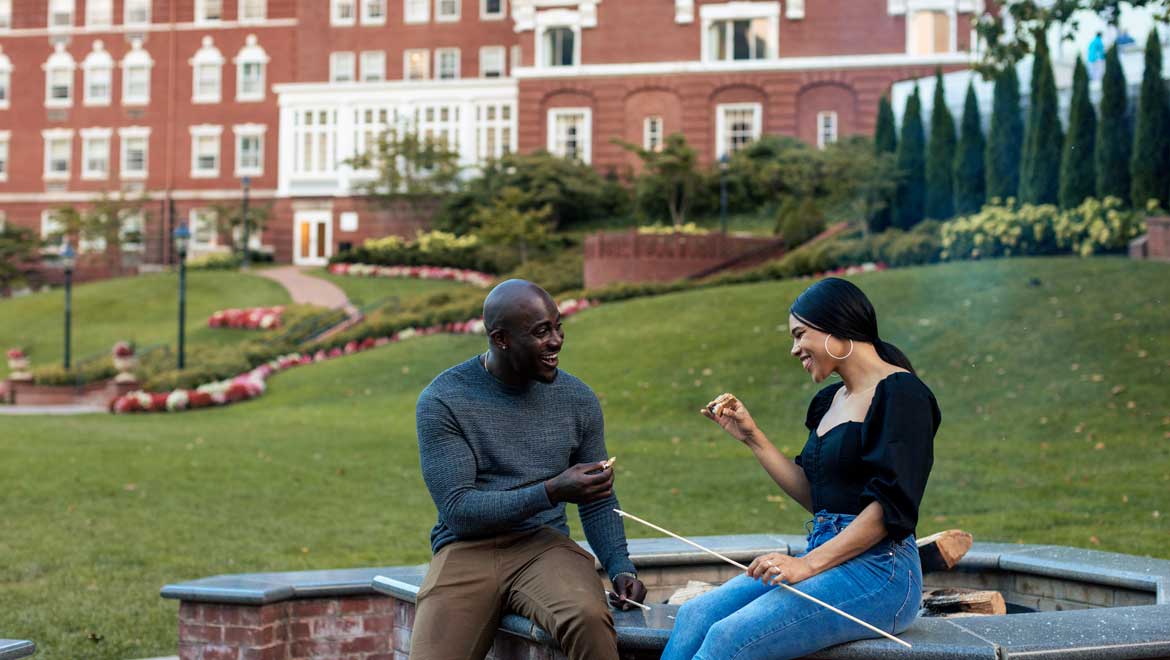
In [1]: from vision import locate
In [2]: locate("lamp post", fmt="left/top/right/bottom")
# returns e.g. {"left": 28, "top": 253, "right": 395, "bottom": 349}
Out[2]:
{"left": 60, "top": 242, "right": 76, "bottom": 370}
{"left": 173, "top": 223, "right": 191, "bottom": 370}
{"left": 719, "top": 153, "right": 730, "bottom": 236}
{"left": 240, "top": 175, "right": 252, "bottom": 269}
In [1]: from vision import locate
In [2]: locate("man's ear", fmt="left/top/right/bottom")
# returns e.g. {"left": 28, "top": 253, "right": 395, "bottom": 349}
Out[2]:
{"left": 488, "top": 328, "right": 509, "bottom": 351}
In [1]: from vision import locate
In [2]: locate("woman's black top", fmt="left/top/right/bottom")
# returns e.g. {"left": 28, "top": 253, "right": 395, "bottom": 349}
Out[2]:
{"left": 794, "top": 372, "right": 941, "bottom": 542}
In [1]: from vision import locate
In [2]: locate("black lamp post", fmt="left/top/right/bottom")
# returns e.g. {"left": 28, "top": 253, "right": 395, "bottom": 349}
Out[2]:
{"left": 240, "top": 175, "right": 252, "bottom": 269}
{"left": 173, "top": 223, "right": 191, "bottom": 370}
{"left": 60, "top": 242, "right": 76, "bottom": 370}
{"left": 719, "top": 153, "right": 730, "bottom": 235}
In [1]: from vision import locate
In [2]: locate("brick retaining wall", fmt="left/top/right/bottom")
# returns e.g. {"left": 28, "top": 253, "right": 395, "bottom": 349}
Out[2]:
{"left": 583, "top": 231, "right": 779, "bottom": 289}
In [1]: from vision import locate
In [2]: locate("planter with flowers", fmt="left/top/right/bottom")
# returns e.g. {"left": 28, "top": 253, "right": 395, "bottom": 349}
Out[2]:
{"left": 112, "top": 341, "right": 138, "bottom": 383}
{"left": 6, "top": 348, "right": 32, "bottom": 381}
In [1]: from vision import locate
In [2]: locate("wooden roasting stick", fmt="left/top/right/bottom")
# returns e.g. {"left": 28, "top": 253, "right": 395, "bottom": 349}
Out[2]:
{"left": 614, "top": 509, "right": 913, "bottom": 650}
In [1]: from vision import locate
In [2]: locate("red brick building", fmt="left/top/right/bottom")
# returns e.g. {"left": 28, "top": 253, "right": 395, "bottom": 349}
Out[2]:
{"left": 0, "top": 0, "right": 980, "bottom": 268}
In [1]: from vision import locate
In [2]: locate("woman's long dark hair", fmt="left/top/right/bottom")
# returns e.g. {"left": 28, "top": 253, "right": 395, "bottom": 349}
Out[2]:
{"left": 789, "top": 277, "right": 915, "bottom": 375}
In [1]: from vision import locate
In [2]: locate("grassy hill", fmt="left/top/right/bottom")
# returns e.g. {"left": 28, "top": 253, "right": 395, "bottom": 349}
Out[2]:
{"left": 1, "top": 256, "right": 1168, "bottom": 659}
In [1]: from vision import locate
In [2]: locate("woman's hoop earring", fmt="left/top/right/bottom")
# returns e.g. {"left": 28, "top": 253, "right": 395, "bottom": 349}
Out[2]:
{"left": 824, "top": 335, "right": 854, "bottom": 360}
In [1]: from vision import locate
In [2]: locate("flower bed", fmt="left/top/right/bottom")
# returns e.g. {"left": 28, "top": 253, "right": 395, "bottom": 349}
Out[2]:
{"left": 110, "top": 299, "right": 597, "bottom": 414}
{"left": 328, "top": 263, "right": 494, "bottom": 288}
{"left": 208, "top": 306, "right": 284, "bottom": 330}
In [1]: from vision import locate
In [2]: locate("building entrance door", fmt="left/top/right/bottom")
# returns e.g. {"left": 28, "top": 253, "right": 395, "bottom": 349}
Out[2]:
{"left": 293, "top": 211, "right": 332, "bottom": 266}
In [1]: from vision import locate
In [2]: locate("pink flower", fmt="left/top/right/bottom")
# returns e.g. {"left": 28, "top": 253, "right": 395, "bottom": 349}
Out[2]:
{"left": 374, "top": 337, "right": 390, "bottom": 347}
{"left": 314, "top": 349, "right": 328, "bottom": 362}
{"left": 344, "top": 340, "right": 359, "bottom": 354}
{"left": 328, "top": 347, "right": 343, "bottom": 358}
{"left": 112, "top": 341, "right": 135, "bottom": 358}
{"left": 7, "top": 348, "right": 26, "bottom": 360}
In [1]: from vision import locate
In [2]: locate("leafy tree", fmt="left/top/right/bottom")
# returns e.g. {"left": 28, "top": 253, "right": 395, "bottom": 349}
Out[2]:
{"left": 0, "top": 224, "right": 42, "bottom": 291}
{"left": 1059, "top": 57, "right": 1097, "bottom": 209}
{"left": 894, "top": 87, "right": 926, "bottom": 229}
{"left": 954, "top": 82, "right": 987, "bottom": 215}
{"left": 926, "top": 69, "right": 957, "bottom": 220}
{"left": 618, "top": 133, "right": 702, "bottom": 227}
{"left": 470, "top": 187, "right": 553, "bottom": 264}
{"left": 1096, "top": 45, "right": 1131, "bottom": 202}
{"left": 986, "top": 65, "right": 1024, "bottom": 200}
{"left": 1130, "top": 28, "right": 1170, "bottom": 209}
{"left": 46, "top": 193, "right": 151, "bottom": 274}
{"left": 207, "top": 201, "right": 272, "bottom": 255}
{"left": 1020, "top": 48, "right": 1063, "bottom": 205}
{"left": 870, "top": 95, "right": 898, "bottom": 232}
{"left": 349, "top": 129, "right": 462, "bottom": 206}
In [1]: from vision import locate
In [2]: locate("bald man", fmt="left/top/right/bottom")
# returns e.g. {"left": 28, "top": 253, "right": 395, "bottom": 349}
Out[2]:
{"left": 412, "top": 280, "right": 646, "bottom": 660}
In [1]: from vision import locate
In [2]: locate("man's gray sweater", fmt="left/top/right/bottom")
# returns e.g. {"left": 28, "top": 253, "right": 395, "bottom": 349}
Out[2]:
{"left": 416, "top": 355, "right": 636, "bottom": 580}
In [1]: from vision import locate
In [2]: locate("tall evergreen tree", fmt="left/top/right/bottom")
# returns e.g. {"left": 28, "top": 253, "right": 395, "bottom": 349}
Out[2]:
{"left": 1019, "top": 45, "right": 1047, "bottom": 193}
{"left": 1130, "top": 29, "right": 1170, "bottom": 210}
{"left": 926, "top": 69, "right": 957, "bottom": 219}
{"left": 954, "top": 82, "right": 986, "bottom": 215}
{"left": 986, "top": 65, "right": 1023, "bottom": 200}
{"left": 894, "top": 87, "right": 926, "bottom": 229}
{"left": 1020, "top": 48, "right": 1062, "bottom": 205}
{"left": 1096, "top": 44, "right": 1131, "bottom": 203}
{"left": 1059, "top": 56, "right": 1096, "bottom": 209}
{"left": 869, "top": 95, "right": 898, "bottom": 233}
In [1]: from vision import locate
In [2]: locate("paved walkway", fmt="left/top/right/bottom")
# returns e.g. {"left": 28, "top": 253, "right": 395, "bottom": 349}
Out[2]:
{"left": 255, "top": 266, "right": 353, "bottom": 311}
{"left": 0, "top": 404, "right": 106, "bottom": 415}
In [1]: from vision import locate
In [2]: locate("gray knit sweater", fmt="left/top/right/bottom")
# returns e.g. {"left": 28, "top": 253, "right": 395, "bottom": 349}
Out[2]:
{"left": 416, "top": 355, "right": 636, "bottom": 580}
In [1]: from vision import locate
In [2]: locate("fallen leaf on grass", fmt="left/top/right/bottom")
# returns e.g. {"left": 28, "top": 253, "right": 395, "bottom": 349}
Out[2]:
{"left": 1094, "top": 442, "right": 1106, "bottom": 450}
{"left": 1089, "top": 536, "right": 1101, "bottom": 545}
{"left": 1127, "top": 401, "right": 1137, "bottom": 409}
{"left": 1111, "top": 385, "right": 1126, "bottom": 396}
{"left": 1091, "top": 374, "right": 1105, "bottom": 382}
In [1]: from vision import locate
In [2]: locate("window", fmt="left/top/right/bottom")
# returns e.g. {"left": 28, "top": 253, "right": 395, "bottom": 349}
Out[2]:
{"left": 120, "top": 212, "right": 145, "bottom": 251}
{"left": 543, "top": 27, "right": 576, "bottom": 67}
{"left": 362, "top": 0, "right": 386, "bottom": 23}
{"left": 86, "top": 0, "right": 113, "bottom": 26}
{"left": 195, "top": 0, "right": 223, "bottom": 23}
{"left": 436, "top": 0, "right": 459, "bottom": 21}
{"left": 189, "top": 208, "right": 218, "bottom": 249}
{"left": 43, "top": 129, "right": 73, "bottom": 180}
{"left": 332, "top": 0, "right": 356, "bottom": 25}
{"left": 240, "top": 0, "right": 266, "bottom": 21}
{"left": 909, "top": 10, "right": 953, "bottom": 54}
{"left": 124, "top": 0, "right": 150, "bottom": 26}
{"left": 0, "top": 49, "right": 9, "bottom": 109}
{"left": 786, "top": 0, "right": 804, "bottom": 19}
{"left": 0, "top": 0, "right": 10, "bottom": 28}
{"left": 707, "top": 19, "right": 772, "bottom": 60}
{"left": 330, "top": 52, "right": 356, "bottom": 82}
{"left": 404, "top": 0, "right": 428, "bottom": 22}
{"left": 121, "top": 40, "right": 153, "bottom": 105}
{"left": 481, "top": 0, "right": 503, "bottom": 19}
{"left": 234, "top": 124, "right": 265, "bottom": 176}
{"left": 644, "top": 115, "right": 663, "bottom": 152}
{"left": 404, "top": 49, "right": 429, "bottom": 80}
{"left": 816, "top": 111, "right": 837, "bottom": 149}
{"left": 0, "top": 131, "right": 9, "bottom": 182}
{"left": 44, "top": 44, "right": 76, "bottom": 107}
{"left": 190, "top": 125, "right": 222, "bottom": 177}
{"left": 360, "top": 51, "right": 385, "bottom": 82}
{"left": 83, "top": 41, "right": 114, "bottom": 106}
{"left": 479, "top": 46, "right": 505, "bottom": 77}
{"left": 547, "top": 108, "right": 590, "bottom": 163}
{"left": 42, "top": 210, "right": 66, "bottom": 250}
{"left": 235, "top": 35, "right": 268, "bottom": 101}
{"left": 48, "top": 0, "right": 73, "bottom": 28}
{"left": 716, "top": 103, "right": 761, "bottom": 158}
{"left": 436, "top": 48, "right": 459, "bottom": 80}
{"left": 190, "top": 37, "right": 224, "bottom": 103}
{"left": 81, "top": 128, "right": 111, "bottom": 180}
{"left": 292, "top": 108, "right": 338, "bottom": 174}
{"left": 476, "top": 102, "right": 513, "bottom": 161}
{"left": 119, "top": 127, "right": 149, "bottom": 179}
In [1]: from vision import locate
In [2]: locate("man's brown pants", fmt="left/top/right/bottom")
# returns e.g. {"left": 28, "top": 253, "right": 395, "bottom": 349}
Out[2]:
{"left": 410, "top": 527, "right": 619, "bottom": 660}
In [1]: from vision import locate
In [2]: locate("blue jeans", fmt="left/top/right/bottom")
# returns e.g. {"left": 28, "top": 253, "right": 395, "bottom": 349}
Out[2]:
{"left": 660, "top": 512, "right": 922, "bottom": 660}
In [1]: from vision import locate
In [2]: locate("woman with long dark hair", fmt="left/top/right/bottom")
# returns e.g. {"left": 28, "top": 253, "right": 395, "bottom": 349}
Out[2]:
{"left": 660, "top": 277, "right": 941, "bottom": 660}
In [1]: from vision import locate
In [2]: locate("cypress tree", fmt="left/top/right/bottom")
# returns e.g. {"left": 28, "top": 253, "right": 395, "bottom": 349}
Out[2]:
{"left": 1096, "top": 44, "right": 1130, "bottom": 203}
{"left": 986, "top": 65, "right": 1023, "bottom": 201}
{"left": 1130, "top": 29, "right": 1170, "bottom": 210}
{"left": 1020, "top": 48, "right": 1062, "bottom": 205}
{"left": 1059, "top": 56, "right": 1096, "bottom": 209}
{"left": 926, "top": 69, "right": 957, "bottom": 219}
{"left": 954, "top": 81, "right": 986, "bottom": 215}
{"left": 870, "top": 95, "right": 898, "bottom": 233}
{"left": 1019, "top": 47, "right": 1047, "bottom": 193}
{"left": 894, "top": 87, "right": 926, "bottom": 229}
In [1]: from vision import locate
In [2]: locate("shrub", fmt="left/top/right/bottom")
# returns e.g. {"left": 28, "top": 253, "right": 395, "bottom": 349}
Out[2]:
{"left": 32, "top": 358, "right": 118, "bottom": 386}
{"left": 187, "top": 253, "right": 242, "bottom": 270}
{"left": 334, "top": 229, "right": 506, "bottom": 273}
{"left": 503, "top": 252, "right": 584, "bottom": 295}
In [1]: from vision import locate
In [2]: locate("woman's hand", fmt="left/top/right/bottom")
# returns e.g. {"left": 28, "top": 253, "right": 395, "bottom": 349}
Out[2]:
{"left": 747, "top": 552, "right": 815, "bottom": 586}
{"left": 701, "top": 393, "right": 762, "bottom": 446}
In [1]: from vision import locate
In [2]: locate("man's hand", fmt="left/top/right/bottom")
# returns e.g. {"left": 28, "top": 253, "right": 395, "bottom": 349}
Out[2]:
{"left": 609, "top": 573, "right": 647, "bottom": 611}
{"left": 544, "top": 462, "right": 614, "bottom": 505}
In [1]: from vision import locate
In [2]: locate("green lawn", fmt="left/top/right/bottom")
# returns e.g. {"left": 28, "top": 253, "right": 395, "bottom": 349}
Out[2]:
{"left": 0, "top": 271, "right": 290, "bottom": 377}
{"left": 310, "top": 268, "right": 476, "bottom": 309}
{"left": 2, "top": 256, "right": 1169, "bottom": 659}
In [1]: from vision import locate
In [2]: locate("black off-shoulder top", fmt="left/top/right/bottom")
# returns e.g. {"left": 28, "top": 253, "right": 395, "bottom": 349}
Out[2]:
{"left": 794, "top": 372, "right": 941, "bottom": 541}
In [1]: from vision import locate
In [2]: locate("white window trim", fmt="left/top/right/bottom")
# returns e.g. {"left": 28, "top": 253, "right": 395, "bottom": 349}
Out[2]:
{"left": 234, "top": 35, "right": 269, "bottom": 102}
{"left": 43, "top": 44, "right": 76, "bottom": 108}
{"left": 904, "top": 4, "right": 957, "bottom": 55}
{"left": 119, "top": 211, "right": 145, "bottom": 251}
{"left": 786, "top": 0, "right": 805, "bottom": 19}
{"left": 330, "top": 52, "right": 356, "bottom": 82}
{"left": 0, "top": 130, "right": 10, "bottom": 182}
{"left": 195, "top": 0, "right": 224, "bottom": 24}
{"left": 189, "top": 208, "right": 219, "bottom": 250}
{"left": 41, "top": 210, "right": 66, "bottom": 252}
{"left": 42, "top": 128, "right": 73, "bottom": 181}
{"left": 119, "top": 126, "right": 150, "bottom": 180}
{"left": 124, "top": 0, "right": 151, "bottom": 26}
{"left": 536, "top": 15, "right": 581, "bottom": 69}
{"left": 715, "top": 102, "right": 762, "bottom": 159}
{"left": 239, "top": 0, "right": 267, "bottom": 22}
{"left": 361, "top": 0, "right": 387, "bottom": 24}
{"left": 0, "top": 49, "right": 11, "bottom": 110}
{"left": 547, "top": 107, "right": 591, "bottom": 164}
{"left": 435, "top": 47, "right": 461, "bottom": 80}
{"left": 189, "top": 124, "right": 223, "bottom": 178}
{"left": 82, "top": 42, "right": 114, "bottom": 107}
{"left": 86, "top": 0, "right": 113, "bottom": 27}
{"left": 190, "top": 37, "right": 225, "bottom": 103}
{"left": 80, "top": 127, "right": 112, "bottom": 180}
{"left": 435, "top": 0, "right": 460, "bottom": 22}
{"left": 479, "top": 45, "right": 505, "bottom": 78}
{"left": 47, "top": 0, "right": 74, "bottom": 30}
{"left": 643, "top": 115, "right": 663, "bottom": 152}
{"left": 816, "top": 110, "right": 838, "bottom": 149}
{"left": 404, "top": 48, "right": 430, "bottom": 80}
{"left": 360, "top": 51, "right": 385, "bottom": 82}
{"left": 121, "top": 41, "right": 154, "bottom": 106}
{"left": 699, "top": 1, "right": 780, "bottom": 63}
{"left": 480, "top": 0, "right": 504, "bottom": 20}
{"left": 404, "top": 0, "right": 430, "bottom": 23}
{"left": 0, "top": 0, "right": 11, "bottom": 30}
{"left": 233, "top": 124, "right": 266, "bottom": 177}
{"left": 331, "top": 0, "right": 357, "bottom": 25}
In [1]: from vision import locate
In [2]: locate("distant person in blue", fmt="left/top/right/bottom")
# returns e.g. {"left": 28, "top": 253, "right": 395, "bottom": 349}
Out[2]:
{"left": 412, "top": 279, "right": 647, "bottom": 660}
{"left": 1116, "top": 28, "right": 1136, "bottom": 49}
{"left": 661, "top": 278, "right": 941, "bottom": 660}
{"left": 1089, "top": 31, "right": 1106, "bottom": 79}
